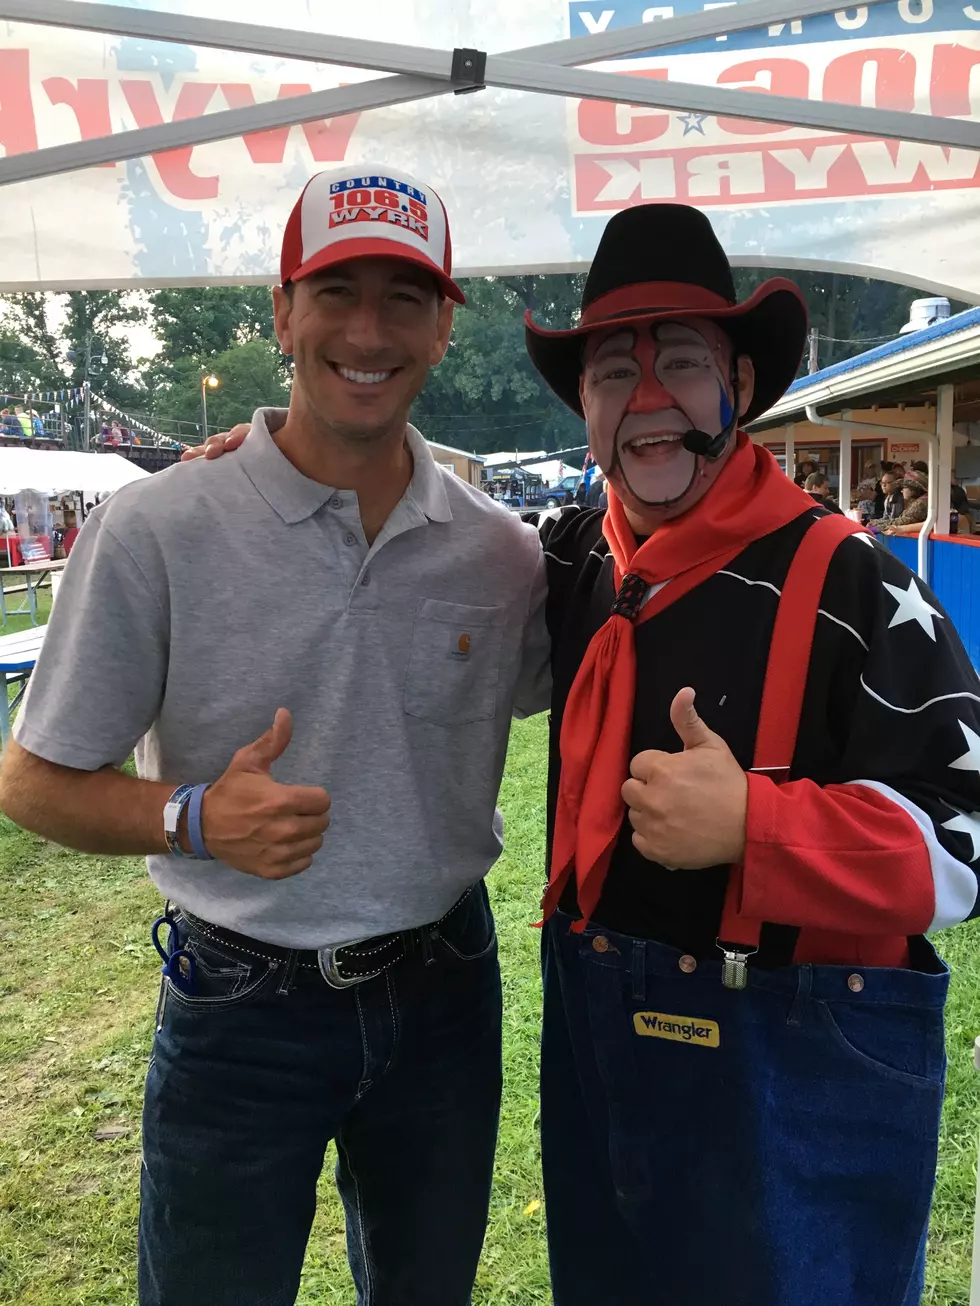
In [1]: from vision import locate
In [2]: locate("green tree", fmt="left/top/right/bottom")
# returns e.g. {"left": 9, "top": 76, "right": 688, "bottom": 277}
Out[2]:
{"left": 61, "top": 291, "right": 145, "bottom": 409}
{"left": 0, "top": 329, "right": 65, "bottom": 398}
{"left": 733, "top": 267, "right": 966, "bottom": 374}
{"left": 147, "top": 287, "right": 276, "bottom": 365}
{"left": 146, "top": 338, "right": 290, "bottom": 437}
{"left": 414, "top": 274, "right": 587, "bottom": 455}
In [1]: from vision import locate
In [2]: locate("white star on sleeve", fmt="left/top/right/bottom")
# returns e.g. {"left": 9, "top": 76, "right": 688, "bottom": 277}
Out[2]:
{"left": 854, "top": 534, "right": 876, "bottom": 547}
{"left": 942, "top": 808, "right": 980, "bottom": 863}
{"left": 883, "top": 576, "right": 945, "bottom": 641}
{"left": 950, "top": 721, "right": 980, "bottom": 776}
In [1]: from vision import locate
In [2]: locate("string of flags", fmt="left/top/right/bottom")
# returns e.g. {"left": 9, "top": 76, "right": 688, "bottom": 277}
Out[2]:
{"left": 88, "top": 391, "right": 162, "bottom": 441}
{"left": 0, "top": 386, "right": 86, "bottom": 405}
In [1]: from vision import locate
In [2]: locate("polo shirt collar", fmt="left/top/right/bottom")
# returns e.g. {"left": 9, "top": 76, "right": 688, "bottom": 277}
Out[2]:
{"left": 405, "top": 424, "right": 453, "bottom": 524}
{"left": 239, "top": 410, "right": 454, "bottom": 526}
{"left": 239, "top": 410, "right": 336, "bottom": 525}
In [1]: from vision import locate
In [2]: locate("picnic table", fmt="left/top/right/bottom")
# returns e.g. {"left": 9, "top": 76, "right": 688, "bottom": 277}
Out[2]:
{"left": 0, "top": 558, "right": 66, "bottom": 627}
{"left": 0, "top": 624, "right": 45, "bottom": 744}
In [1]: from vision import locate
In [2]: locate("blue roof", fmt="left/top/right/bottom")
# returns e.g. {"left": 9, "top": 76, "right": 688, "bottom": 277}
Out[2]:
{"left": 785, "top": 305, "right": 980, "bottom": 397}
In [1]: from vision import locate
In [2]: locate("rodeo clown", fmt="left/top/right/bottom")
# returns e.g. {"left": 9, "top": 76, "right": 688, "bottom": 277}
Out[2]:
{"left": 523, "top": 204, "right": 980, "bottom": 1306}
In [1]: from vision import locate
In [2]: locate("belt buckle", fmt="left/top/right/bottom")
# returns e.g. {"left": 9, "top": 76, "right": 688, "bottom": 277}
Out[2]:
{"left": 317, "top": 942, "right": 380, "bottom": 990}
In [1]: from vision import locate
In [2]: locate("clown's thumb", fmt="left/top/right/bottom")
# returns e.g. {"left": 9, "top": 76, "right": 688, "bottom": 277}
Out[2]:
{"left": 669, "top": 688, "right": 720, "bottom": 751}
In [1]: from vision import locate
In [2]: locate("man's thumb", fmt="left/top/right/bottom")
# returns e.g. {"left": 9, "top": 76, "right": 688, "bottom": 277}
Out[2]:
{"left": 234, "top": 708, "right": 293, "bottom": 772}
{"left": 670, "top": 688, "right": 717, "bottom": 751}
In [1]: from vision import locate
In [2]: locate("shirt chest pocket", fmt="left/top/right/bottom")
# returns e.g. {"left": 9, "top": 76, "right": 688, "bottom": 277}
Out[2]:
{"left": 405, "top": 598, "right": 505, "bottom": 726}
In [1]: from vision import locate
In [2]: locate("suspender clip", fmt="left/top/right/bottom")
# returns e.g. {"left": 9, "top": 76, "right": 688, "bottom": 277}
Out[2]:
{"left": 717, "top": 943, "right": 758, "bottom": 991}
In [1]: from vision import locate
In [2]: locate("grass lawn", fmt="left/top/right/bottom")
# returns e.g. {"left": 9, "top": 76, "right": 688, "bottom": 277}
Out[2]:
{"left": 1, "top": 713, "right": 979, "bottom": 1304}
{"left": 1, "top": 585, "right": 53, "bottom": 639}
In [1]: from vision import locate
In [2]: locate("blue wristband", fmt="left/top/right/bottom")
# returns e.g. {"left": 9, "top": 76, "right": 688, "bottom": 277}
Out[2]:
{"left": 187, "top": 783, "right": 214, "bottom": 861}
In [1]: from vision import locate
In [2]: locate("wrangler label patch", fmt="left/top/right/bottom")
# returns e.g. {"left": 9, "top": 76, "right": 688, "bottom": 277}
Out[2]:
{"left": 633, "top": 1011, "right": 720, "bottom": 1047}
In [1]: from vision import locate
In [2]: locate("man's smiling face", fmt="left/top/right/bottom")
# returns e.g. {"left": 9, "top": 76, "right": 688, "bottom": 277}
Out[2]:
{"left": 580, "top": 317, "right": 753, "bottom": 522}
{"left": 273, "top": 256, "right": 454, "bottom": 444}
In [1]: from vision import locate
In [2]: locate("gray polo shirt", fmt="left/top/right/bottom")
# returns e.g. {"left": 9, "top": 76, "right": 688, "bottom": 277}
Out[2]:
{"left": 15, "top": 412, "right": 551, "bottom": 947}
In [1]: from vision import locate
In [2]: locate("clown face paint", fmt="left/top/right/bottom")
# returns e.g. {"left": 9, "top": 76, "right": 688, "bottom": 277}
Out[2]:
{"left": 581, "top": 318, "right": 737, "bottom": 512}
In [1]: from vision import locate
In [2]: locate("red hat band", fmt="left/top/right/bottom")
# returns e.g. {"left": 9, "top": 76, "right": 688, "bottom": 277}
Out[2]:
{"left": 580, "top": 281, "right": 734, "bottom": 328}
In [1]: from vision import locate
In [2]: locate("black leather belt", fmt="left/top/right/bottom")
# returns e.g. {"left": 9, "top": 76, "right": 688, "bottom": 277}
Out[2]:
{"left": 177, "top": 886, "right": 474, "bottom": 990}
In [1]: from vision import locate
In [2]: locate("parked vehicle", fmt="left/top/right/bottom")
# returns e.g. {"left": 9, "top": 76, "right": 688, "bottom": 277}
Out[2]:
{"left": 542, "top": 473, "right": 583, "bottom": 506}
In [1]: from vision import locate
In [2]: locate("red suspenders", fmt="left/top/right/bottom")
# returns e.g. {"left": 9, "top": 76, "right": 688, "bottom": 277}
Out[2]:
{"left": 717, "top": 513, "right": 868, "bottom": 988}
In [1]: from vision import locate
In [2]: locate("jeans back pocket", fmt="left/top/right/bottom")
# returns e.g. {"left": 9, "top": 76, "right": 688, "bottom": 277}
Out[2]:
{"left": 404, "top": 599, "right": 505, "bottom": 726}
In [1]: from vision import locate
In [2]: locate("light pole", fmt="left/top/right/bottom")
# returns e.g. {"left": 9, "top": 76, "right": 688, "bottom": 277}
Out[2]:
{"left": 67, "top": 335, "right": 108, "bottom": 449}
{"left": 200, "top": 373, "right": 219, "bottom": 442}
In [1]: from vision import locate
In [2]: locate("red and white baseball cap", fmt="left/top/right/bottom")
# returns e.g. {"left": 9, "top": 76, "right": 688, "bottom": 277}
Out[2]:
{"left": 280, "top": 164, "right": 465, "bottom": 304}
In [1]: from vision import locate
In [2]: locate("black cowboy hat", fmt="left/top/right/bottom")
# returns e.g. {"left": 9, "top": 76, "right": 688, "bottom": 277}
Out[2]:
{"left": 525, "top": 205, "right": 808, "bottom": 423}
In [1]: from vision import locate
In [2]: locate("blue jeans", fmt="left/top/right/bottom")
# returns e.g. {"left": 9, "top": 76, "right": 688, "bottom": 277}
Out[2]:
{"left": 138, "top": 884, "right": 502, "bottom": 1306}
{"left": 541, "top": 911, "right": 948, "bottom": 1306}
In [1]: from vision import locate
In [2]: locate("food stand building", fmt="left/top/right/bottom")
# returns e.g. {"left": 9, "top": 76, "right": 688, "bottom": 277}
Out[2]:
{"left": 748, "top": 305, "right": 980, "bottom": 668}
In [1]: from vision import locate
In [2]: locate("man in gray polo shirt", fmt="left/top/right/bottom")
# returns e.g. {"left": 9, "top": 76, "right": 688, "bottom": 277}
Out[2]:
{"left": 0, "top": 165, "right": 549, "bottom": 1306}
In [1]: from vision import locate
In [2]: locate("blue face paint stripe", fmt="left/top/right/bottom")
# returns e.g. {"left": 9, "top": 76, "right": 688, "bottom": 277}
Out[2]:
{"left": 719, "top": 383, "right": 734, "bottom": 430}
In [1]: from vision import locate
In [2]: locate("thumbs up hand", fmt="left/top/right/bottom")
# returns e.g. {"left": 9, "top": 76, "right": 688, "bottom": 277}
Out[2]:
{"left": 198, "top": 709, "right": 331, "bottom": 879}
{"left": 621, "top": 688, "right": 747, "bottom": 870}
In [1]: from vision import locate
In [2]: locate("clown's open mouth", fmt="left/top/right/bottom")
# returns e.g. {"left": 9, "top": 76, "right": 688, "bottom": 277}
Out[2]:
{"left": 622, "top": 432, "right": 686, "bottom": 461}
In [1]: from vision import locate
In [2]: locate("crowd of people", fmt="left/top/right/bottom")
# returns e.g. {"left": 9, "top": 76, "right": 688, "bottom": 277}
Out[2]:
{"left": 0, "top": 404, "right": 47, "bottom": 439}
{"left": 795, "top": 455, "right": 973, "bottom": 535}
{"left": 97, "top": 418, "right": 142, "bottom": 447}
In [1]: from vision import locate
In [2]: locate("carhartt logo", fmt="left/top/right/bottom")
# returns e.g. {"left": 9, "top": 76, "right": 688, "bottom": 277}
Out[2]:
{"left": 455, "top": 633, "right": 472, "bottom": 656}
{"left": 633, "top": 1011, "right": 720, "bottom": 1047}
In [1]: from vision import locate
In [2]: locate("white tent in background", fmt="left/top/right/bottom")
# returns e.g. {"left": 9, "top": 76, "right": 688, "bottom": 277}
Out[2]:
{"left": 0, "top": 448, "right": 150, "bottom": 497}
{"left": 482, "top": 451, "right": 549, "bottom": 467}
{"left": 523, "top": 458, "right": 577, "bottom": 483}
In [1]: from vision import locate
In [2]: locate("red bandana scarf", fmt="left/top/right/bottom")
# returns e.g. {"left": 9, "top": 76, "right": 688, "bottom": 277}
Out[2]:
{"left": 544, "top": 433, "right": 819, "bottom": 931}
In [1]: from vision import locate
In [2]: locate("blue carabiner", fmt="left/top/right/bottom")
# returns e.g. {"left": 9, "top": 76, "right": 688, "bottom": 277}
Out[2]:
{"left": 151, "top": 909, "right": 196, "bottom": 995}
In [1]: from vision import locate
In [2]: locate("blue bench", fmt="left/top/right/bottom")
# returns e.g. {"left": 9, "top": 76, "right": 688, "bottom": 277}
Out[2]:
{"left": 0, "top": 625, "right": 46, "bottom": 745}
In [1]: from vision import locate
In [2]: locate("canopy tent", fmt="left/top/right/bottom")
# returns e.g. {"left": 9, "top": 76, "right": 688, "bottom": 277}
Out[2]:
{"left": 0, "top": 447, "right": 150, "bottom": 496}
{"left": 483, "top": 451, "right": 549, "bottom": 467}
{"left": 0, "top": 0, "right": 979, "bottom": 298}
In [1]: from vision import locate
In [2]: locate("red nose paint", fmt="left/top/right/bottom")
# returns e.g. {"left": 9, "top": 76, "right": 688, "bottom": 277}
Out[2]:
{"left": 625, "top": 333, "right": 674, "bottom": 415}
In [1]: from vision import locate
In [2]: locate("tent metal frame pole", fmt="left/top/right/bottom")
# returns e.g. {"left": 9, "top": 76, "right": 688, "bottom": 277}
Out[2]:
{"left": 1, "top": 0, "right": 978, "bottom": 189}
{"left": 0, "top": 78, "right": 448, "bottom": 187}
{"left": 0, "top": 0, "right": 857, "bottom": 70}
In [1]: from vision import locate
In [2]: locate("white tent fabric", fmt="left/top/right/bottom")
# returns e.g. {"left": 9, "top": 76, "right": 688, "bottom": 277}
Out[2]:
{"left": 483, "top": 451, "right": 549, "bottom": 467}
{"left": 0, "top": 448, "right": 150, "bottom": 496}
{"left": 0, "top": 0, "right": 978, "bottom": 297}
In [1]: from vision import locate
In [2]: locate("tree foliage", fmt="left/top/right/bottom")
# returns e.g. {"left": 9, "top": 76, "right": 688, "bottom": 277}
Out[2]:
{"left": 147, "top": 287, "right": 277, "bottom": 365}
{"left": 0, "top": 289, "right": 145, "bottom": 411}
{"left": 413, "top": 275, "right": 588, "bottom": 454}
{"left": 0, "top": 269, "right": 951, "bottom": 453}
{"left": 143, "top": 338, "right": 291, "bottom": 436}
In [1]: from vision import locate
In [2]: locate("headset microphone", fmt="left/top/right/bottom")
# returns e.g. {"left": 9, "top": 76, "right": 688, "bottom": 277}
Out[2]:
{"left": 681, "top": 365, "right": 740, "bottom": 461}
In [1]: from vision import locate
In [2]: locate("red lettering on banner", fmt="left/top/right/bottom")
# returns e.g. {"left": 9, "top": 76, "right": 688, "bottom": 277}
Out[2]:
{"left": 716, "top": 59, "right": 810, "bottom": 135}
{"left": 573, "top": 137, "right": 980, "bottom": 210}
{"left": 220, "top": 83, "right": 360, "bottom": 163}
{"left": 120, "top": 80, "right": 220, "bottom": 200}
{"left": 43, "top": 78, "right": 113, "bottom": 167}
{"left": 0, "top": 50, "right": 38, "bottom": 156}
{"left": 823, "top": 48, "right": 917, "bottom": 111}
{"left": 576, "top": 68, "right": 670, "bottom": 146}
{"left": 931, "top": 43, "right": 980, "bottom": 116}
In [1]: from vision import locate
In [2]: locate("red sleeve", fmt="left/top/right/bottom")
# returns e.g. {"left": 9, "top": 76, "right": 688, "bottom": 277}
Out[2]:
{"left": 730, "top": 773, "right": 935, "bottom": 936}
